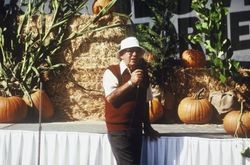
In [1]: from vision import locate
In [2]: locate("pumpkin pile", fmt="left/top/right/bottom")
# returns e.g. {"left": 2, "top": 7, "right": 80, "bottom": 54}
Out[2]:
{"left": 0, "top": 89, "right": 54, "bottom": 123}
{"left": 181, "top": 49, "right": 206, "bottom": 68}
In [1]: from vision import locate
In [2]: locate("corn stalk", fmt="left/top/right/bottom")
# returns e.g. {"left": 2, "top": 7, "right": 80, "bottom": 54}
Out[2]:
{"left": 0, "top": 0, "right": 119, "bottom": 102}
{"left": 188, "top": 0, "right": 240, "bottom": 84}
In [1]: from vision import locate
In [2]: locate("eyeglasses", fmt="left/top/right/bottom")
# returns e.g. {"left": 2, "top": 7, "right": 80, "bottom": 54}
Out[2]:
{"left": 124, "top": 47, "right": 142, "bottom": 54}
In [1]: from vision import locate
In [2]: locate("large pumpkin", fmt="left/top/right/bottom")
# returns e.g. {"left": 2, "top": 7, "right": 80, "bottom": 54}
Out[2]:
{"left": 92, "top": 0, "right": 112, "bottom": 14}
{"left": 181, "top": 49, "right": 206, "bottom": 68}
{"left": 149, "top": 98, "right": 164, "bottom": 123}
{"left": 223, "top": 103, "right": 250, "bottom": 137}
{"left": 0, "top": 96, "right": 27, "bottom": 123}
{"left": 23, "top": 90, "right": 54, "bottom": 120}
{"left": 177, "top": 89, "right": 213, "bottom": 124}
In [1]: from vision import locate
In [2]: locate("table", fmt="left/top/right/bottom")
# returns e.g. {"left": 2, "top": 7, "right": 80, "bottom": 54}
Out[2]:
{"left": 0, "top": 128, "right": 250, "bottom": 165}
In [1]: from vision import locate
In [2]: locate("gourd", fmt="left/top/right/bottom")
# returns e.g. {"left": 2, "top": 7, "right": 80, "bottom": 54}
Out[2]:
{"left": 23, "top": 90, "right": 54, "bottom": 120}
{"left": 0, "top": 96, "right": 28, "bottom": 122}
{"left": 177, "top": 88, "right": 213, "bottom": 124}
{"left": 223, "top": 101, "right": 250, "bottom": 137}
{"left": 92, "top": 0, "right": 112, "bottom": 14}
{"left": 149, "top": 98, "right": 164, "bottom": 123}
{"left": 181, "top": 49, "right": 206, "bottom": 68}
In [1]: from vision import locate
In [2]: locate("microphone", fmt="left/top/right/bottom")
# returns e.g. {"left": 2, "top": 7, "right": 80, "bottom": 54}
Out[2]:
{"left": 135, "top": 58, "right": 146, "bottom": 89}
{"left": 135, "top": 58, "right": 145, "bottom": 70}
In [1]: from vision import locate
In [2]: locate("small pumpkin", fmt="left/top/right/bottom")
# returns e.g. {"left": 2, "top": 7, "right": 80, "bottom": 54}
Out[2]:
{"left": 144, "top": 52, "right": 155, "bottom": 63}
{"left": 181, "top": 49, "right": 206, "bottom": 68}
{"left": 92, "top": 0, "right": 112, "bottom": 14}
{"left": 177, "top": 88, "right": 213, "bottom": 124}
{"left": 0, "top": 96, "right": 27, "bottom": 123}
{"left": 149, "top": 98, "right": 164, "bottom": 123}
{"left": 23, "top": 90, "right": 54, "bottom": 120}
{"left": 223, "top": 101, "right": 250, "bottom": 137}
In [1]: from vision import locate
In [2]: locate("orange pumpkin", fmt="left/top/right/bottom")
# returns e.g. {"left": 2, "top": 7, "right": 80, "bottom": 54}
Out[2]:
{"left": 149, "top": 98, "right": 164, "bottom": 123}
{"left": 181, "top": 49, "right": 206, "bottom": 68}
{"left": 144, "top": 52, "right": 155, "bottom": 63}
{"left": 23, "top": 90, "right": 54, "bottom": 120}
{"left": 223, "top": 104, "right": 250, "bottom": 137}
{"left": 177, "top": 88, "right": 213, "bottom": 124}
{"left": 0, "top": 96, "right": 27, "bottom": 122}
{"left": 92, "top": 0, "right": 112, "bottom": 14}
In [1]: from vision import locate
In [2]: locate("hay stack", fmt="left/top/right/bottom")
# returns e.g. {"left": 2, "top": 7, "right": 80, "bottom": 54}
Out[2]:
{"left": 172, "top": 67, "right": 250, "bottom": 102}
{"left": 46, "top": 15, "right": 126, "bottom": 121}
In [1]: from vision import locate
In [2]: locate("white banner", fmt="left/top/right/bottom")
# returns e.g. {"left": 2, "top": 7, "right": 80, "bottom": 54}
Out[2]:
{"left": 130, "top": 0, "right": 250, "bottom": 61}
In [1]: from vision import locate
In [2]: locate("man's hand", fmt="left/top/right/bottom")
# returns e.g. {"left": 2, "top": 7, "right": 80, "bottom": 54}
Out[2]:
{"left": 130, "top": 69, "right": 143, "bottom": 86}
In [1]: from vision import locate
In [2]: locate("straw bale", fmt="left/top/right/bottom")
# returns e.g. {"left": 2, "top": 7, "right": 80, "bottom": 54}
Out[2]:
{"left": 45, "top": 14, "right": 125, "bottom": 121}
{"left": 173, "top": 68, "right": 249, "bottom": 99}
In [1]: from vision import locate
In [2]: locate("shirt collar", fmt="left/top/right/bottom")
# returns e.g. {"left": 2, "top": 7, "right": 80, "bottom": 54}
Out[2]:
{"left": 119, "top": 60, "right": 131, "bottom": 75}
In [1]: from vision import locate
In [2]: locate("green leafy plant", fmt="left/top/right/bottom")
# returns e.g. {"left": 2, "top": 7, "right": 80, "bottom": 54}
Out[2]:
{"left": 188, "top": 0, "right": 240, "bottom": 84}
{"left": 135, "top": 0, "right": 179, "bottom": 87}
{"left": 0, "top": 0, "right": 118, "bottom": 99}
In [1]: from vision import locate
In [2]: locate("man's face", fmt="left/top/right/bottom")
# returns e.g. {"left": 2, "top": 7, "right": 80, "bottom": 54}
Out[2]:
{"left": 120, "top": 47, "right": 143, "bottom": 70}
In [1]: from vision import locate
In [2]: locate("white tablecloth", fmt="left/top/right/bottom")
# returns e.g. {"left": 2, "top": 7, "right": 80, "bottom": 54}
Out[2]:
{"left": 141, "top": 136, "right": 250, "bottom": 165}
{"left": 1, "top": 130, "right": 250, "bottom": 165}
{"left": 0, "top": 130, "right": 115, "bottom": 165}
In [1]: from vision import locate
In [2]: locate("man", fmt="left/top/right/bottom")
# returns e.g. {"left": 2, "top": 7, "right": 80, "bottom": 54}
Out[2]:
{"left": 103, "top": 36, "right": 160, "bottom": 165}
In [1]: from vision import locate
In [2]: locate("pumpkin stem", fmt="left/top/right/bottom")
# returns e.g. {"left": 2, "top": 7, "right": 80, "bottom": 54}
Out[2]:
{"left": 234, "top": 100, "right": 246, "bottom": 138}
{"left": 194, "top": 88, "right": 205, "bottom": 99}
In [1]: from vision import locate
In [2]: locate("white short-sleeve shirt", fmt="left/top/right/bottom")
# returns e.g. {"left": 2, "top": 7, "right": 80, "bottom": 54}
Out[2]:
{"left": 103, "top": 60, "right": 153, "bottom": 101}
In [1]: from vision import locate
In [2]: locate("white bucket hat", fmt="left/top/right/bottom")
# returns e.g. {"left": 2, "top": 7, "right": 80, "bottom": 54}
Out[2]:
{"left": 117, "top": 36, "right": 145, "bottom": 58}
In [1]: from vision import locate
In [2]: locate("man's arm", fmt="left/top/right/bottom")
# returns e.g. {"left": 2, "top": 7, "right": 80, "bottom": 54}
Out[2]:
{"left": 106, "top": 80, "right": 134, "bottom": 105}
{"left": 105, "top": 69, "right": 143, "bottom": 105}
